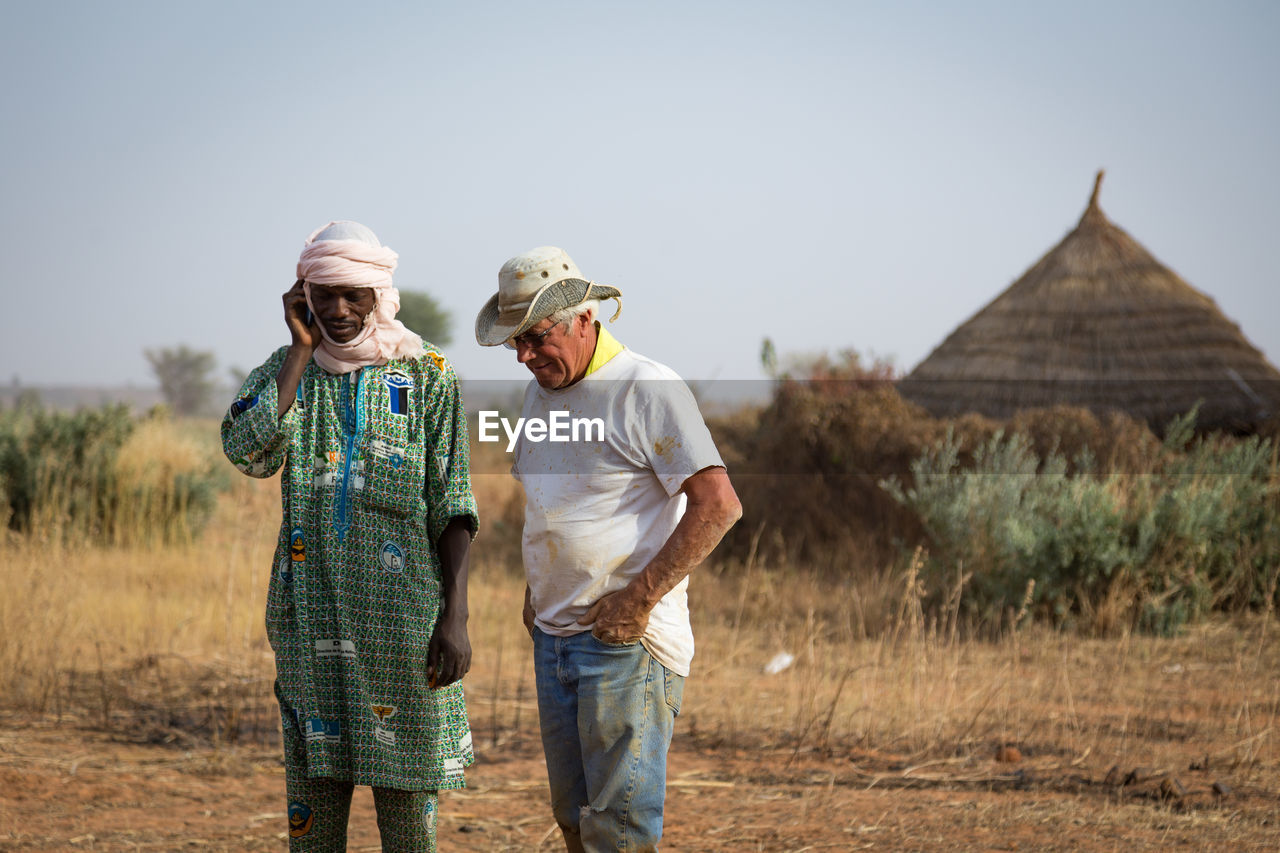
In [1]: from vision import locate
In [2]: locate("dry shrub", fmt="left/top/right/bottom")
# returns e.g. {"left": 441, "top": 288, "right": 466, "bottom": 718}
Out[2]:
{"left": 1007, "top": 405, "right": 1161, "bottom": 474}
{"left": 711, "top": 374, "right": 997, "bottom": 569}
{"left": 110, "top": 415, "right": 225, "bottom": 545}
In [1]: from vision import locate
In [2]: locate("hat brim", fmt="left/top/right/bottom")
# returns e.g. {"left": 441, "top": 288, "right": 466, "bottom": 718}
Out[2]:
{"left": 475, "top": 279, "right": 622, "bottom": 346}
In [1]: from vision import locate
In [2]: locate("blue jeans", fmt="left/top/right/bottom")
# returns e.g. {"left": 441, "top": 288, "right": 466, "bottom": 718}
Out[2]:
{"left": 533, "top": 628, "right": 685, "bottom": 852}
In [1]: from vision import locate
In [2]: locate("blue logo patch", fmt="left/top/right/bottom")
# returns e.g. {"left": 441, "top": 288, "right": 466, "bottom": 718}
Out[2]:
{"left": 288, "top": 801, "right": 314, "bottom": 838}
{"left": 229, "top": 394, "right": 259, "bottom": 419}
{"left": 277, "top": 557, "right": 293, "bottom": 583}
{"left": 379, "top": 541, "right": 407, "bottom": 573}
{"left": 383, "top": 371, "right": 414, "bottom": 416}
{"left": 304, "top": 718, "right": 341, "bottom": 743}
{"left": 290, "top": 527, "right": 306, "bottom": 563}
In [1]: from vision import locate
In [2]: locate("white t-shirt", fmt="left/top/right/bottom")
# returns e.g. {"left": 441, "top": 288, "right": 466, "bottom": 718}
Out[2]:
{"left": 511, "top": 347, "right": 725, "bottom": 676}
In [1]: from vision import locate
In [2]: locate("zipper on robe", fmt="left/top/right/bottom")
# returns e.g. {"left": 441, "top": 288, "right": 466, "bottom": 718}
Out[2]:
{"left": 334, "top": 369, "right": 365, "bottom": 542}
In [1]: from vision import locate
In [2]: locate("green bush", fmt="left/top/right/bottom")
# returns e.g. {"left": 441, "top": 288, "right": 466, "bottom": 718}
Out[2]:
{"left": 0, "top": 403, "right": 225, "bottom": 546}
{"left": 1142, "top": 415, "right": 1279, "bottom": 619}
{"left": 882, "top": 410, "right": 1280, "bottom": 634}
{"left": 0, "top": 403, "right": 134, "bottom": 539}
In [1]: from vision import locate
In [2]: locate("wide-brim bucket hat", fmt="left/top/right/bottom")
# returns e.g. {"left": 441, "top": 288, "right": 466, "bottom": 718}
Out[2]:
{"left": 475, "top": 246, "right": 622, "bottom": 347}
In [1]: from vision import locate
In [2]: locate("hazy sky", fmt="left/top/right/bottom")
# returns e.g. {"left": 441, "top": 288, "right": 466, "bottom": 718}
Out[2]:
{"left": 2, "top": 1, "right": 1276, "bottom": 388}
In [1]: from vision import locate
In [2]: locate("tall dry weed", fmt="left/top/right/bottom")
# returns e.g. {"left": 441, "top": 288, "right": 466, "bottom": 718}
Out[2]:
{"left": 0, "top": 465, "right": 275, "bottom": 740}
{"left": 109, "top": 416, "right": 224, "bottom": 546}
{"left": 679, "top": 556, "right": 1278, "bottom": 787}
{"left": 468, "top": 437, "right": 525, "bottom": 576}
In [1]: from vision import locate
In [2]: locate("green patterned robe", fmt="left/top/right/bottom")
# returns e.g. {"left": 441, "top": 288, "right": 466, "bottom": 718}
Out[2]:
{"left": 221, "top": 344, "right": 477, "bottom": 790}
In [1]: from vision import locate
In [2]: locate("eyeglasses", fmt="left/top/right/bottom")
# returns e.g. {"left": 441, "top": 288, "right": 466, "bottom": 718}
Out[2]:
{"left": 503, "top": 322, "right": 561, "bottom": 351}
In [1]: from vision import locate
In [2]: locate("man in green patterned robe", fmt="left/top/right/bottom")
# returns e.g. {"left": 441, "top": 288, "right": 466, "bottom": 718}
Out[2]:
{"left": 222, "top": 221, "right": 477, "bottom": 851}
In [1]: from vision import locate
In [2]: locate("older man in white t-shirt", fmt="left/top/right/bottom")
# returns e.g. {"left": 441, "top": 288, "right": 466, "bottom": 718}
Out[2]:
{"left": 476, "top": 247, "right": 741, "bottom": 852}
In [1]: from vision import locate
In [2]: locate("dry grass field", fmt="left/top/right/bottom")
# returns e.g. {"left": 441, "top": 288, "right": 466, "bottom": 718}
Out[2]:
{"left": 1, "top": 432, "right": 1278, "bottom": 851}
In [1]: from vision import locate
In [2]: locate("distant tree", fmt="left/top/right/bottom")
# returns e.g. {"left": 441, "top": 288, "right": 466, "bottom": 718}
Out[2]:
{"left": 760, "top": 337, "right": 778, "bottom": 378}
{"left": 397, "top": 291, "right": 452, "bottom": 347}
{"left": 145, "top": 345, "right": 217, "bottom": 416}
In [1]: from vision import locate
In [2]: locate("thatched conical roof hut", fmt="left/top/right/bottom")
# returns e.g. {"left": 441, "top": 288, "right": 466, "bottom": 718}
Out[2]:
{"left": 897, "top": 172, "right": 1280, "bottom": 432}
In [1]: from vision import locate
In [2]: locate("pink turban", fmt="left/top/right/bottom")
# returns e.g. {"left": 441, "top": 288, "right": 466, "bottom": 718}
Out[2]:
{"left": 297, "top": 221, "right": 423, "bottom": 375}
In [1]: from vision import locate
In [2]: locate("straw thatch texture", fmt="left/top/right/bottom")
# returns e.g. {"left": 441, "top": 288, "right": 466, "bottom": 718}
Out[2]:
{"left": 898, "top": 172, "right": 1280, "bottom": 432}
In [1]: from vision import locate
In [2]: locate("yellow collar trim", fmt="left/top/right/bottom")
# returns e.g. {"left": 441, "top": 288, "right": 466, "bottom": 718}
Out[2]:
{"left": 585, "top": 322, "right": 625, "bottom": 377}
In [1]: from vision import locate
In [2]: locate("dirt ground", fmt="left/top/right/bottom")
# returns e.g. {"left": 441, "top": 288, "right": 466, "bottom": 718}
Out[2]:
{"left": 2, "top": 711, "right": 1277, "bottom": 852}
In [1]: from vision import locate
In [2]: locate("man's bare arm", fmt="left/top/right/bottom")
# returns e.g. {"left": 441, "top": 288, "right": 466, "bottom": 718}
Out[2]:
{"left": 428, "top": 516, "right": 473, "bottom": 687}
{"left": 580, "top": 466, "right": 741, "bottom": 643}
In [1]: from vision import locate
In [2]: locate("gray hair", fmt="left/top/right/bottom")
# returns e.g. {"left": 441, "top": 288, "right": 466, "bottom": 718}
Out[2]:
{"left": 546, "top": 299, "right": 599, "bottom": 330}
